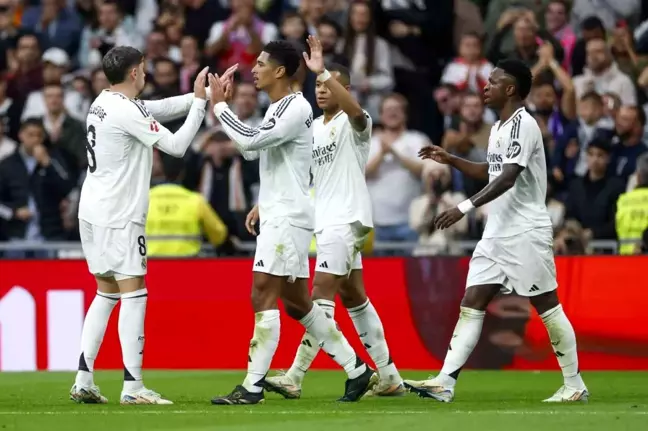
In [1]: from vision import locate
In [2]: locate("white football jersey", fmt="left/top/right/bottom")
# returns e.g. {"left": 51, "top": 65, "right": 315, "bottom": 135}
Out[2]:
{"left": 79, "top": 90, "right": 205, "bottom": 228}
{"left": 213, "top": 92, "right": 314, "bottom": 229}
{"left": 482, "top": 107, "right": 552, "bottom": 238}
{"left": 311, "top": 110, "right": 373, "bottom": 232}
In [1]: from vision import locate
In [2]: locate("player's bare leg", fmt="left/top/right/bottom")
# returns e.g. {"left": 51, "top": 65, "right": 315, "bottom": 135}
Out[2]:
{"left": 70, "top": 276, "right": 119, "bottom": 404}
{"left": 115, "top": 276, "right": 171, "bottom": 405}
{"left": 531, "top": 291, "right": 588, "bottom": 402}
{"left": 404, "top": 284, "right": 500, "bottom": 402}
{"left": 211, "top": 272, "right": 283, "bottom": 405}
{"left": 279, "top": 278, "right": 378, "bottom": 402}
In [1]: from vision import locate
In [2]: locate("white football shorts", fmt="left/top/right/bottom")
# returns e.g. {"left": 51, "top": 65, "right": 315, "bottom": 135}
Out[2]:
{"left": 315, "top": 222, "right": 370, "bottom": 276}
{"left": 79, "top": 219, "right": 148, "bottom": 281}
{"left": 466, "top": 227, "right": 557, "bottom": 297}
{"left": 253, "top": 218, "right": 312, "bottom": 282}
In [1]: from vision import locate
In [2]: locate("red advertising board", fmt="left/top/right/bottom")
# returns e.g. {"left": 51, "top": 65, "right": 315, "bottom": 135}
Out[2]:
{"left": 0, "top": 257, "right": 647, "bottom": 371}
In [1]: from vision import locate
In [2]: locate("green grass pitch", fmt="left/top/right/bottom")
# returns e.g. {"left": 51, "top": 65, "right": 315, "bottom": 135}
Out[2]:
{"left": 0, "top": 371, "right": 646, "bottom": 430}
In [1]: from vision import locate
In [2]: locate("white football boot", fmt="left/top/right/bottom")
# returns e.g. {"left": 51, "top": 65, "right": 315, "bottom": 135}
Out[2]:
{"left": 543, "top": 385, "right": 590, "bottom": 403}
{"left": 403, "top": 376, "right": 455, "bottom": 402}
{"left": 363, "top": 379, "right": 407, "bottom": 397}
{"left": 263, "top": 373, "right": 302, "bottom": 399}
{"left": 120, "top": 387, "right": 173, "bottom": 405}
{"left": 70, "top": 384, "right": 108, "bottom": 404}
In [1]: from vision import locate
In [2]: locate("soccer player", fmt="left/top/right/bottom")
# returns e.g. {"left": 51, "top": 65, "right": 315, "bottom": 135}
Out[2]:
{"left": 262, "top": 36, "right": 404, "bottom": 399}
{"left": 405, "top": 59, "right": 589, "bottom": 403}
{"left": 207, "top": 40, "right": 377, "bottom": 405}
{"left": 70, "top": 46, "right": 234, "bottom": 405}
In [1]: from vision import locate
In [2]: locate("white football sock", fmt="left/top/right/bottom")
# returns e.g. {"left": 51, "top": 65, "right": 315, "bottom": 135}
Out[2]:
{"left": 540, "top": 304, "right": 585, "bottom": 389}
{"left": 286, "top": 299, "right": 334, "bottom": 386}
{"left": 439, "top": 307, "right": 485, "bottom": 388}
{"left": 300, "top": 303, "right": 365, "bottom": 379}
{"left": 75, "top": 291, "right": 120, "bottom": 388}
{"left": 119, "top": 288, "right": 147, "bottom": 393}
{"left": 348, "top": 300, "right": 401, "bottom": 384}
{"left": 243, "top": 310, "right": 281, "bottom": 393}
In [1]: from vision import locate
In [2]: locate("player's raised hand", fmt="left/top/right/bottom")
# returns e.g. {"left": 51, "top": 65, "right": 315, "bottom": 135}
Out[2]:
{"left": 302, "top": 35, "right": 325, "bottom": 74}
{"left": 193, "top": 66, "right": 209, "bottom": 99}
{"left": 245, "top": 205, "right": 259, "bottom": 236}
{"left": 208, "top": 73, "right": 226, "bottom": 103}
{"left": 418, "top": 145, "right": 452, "bottom": 164}
{"left": 219, "top": 63, "right": 238, "bottom": 85}
{"left": 434, "top": 207, "right": 465, "bottom": 230}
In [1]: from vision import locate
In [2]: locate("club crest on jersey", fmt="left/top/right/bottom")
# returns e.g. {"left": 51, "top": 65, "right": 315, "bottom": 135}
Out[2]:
{"left": 329, "top": 127, "right": 336, "bottom": 140}
{"left": 496, "top": 137, "right": 502, "bottom": 148}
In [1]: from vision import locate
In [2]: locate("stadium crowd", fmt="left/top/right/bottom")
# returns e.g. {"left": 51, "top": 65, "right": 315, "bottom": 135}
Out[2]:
{"left": 1, "top": 0, "right": 648, "bottom": 256}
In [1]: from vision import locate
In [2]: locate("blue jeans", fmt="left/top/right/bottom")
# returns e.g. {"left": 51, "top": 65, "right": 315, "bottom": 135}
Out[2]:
{"left": 373, "top": 223, "right": 419, "bottom": 256}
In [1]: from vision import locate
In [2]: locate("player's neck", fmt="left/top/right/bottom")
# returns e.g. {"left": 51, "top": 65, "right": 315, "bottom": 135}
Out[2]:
{"left": 266, "top": 83, "right": 293, "bottom": 104}
{"left": 323, "top": 108, "right": 342, "bottom": 124}
{"left": 498, "top": 101, "right": 524, "bottom": 124}
{"left": 110, "top": 84, "right": 139, "bottom": 100}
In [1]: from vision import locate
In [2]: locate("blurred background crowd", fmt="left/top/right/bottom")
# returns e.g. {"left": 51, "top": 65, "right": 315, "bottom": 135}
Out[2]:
{"left": 2, "top": 0, "right": 648, "bottom": 257}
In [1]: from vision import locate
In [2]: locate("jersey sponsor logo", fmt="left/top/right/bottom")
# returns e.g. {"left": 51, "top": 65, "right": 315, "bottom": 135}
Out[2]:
{"left": 506, "top": 140, "right": 521, "bottom": 159}
{"left": 312, "top": 143, "right": 337, "bottom": 167}
{"left": 487, "top": 152, "right": 503, "bottom": 174}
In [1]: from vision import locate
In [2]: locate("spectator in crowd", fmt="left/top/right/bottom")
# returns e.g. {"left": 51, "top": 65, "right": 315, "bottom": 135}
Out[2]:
{"left": 342, "top": 0, "right": 393, "bottom": 121}
{"left": 5, "top": 33, "right": 43, "bottom": 100}
{"left": 615, "top": 152, "right": 648, "bottom": 254}
{"left": 483, "top": 0, "right": 548, "bottom": 55}
{"left": 189, "top": 130, "right": 259, "bottom": 254}
{"left": 564, "top": 138, "right": 625, "bottom": 241}
{"left": 205, "top": 0, "right": 278, "bottom": 82}
{"left": 572, "top": 38, "right": 637, "bottom": 106}
{"left": 142, "top": 30, "right": 169, "bottom": 74}
{"left": 570, "top": 15, "right": 606, "bottom": 76}
{"left": 442, "top": 92, "right": 491, "bottom": 153}
{"left": 434, "top": 83, "right": 462, "bottom": 132}
{"left": 546, "top": 182, "right": 566, "bottom": 229}
{"left": 316, "top": 16, "right": 347, "bottom": 67}
{"left": 0, "top": 119, "right": 73, "bottom": 248}
{"left": 528, "top": 80, "right": 571, "bottom": 152}
{"left": 410, "top": 160, "right": 467, "bottom": 256}
{"left": 146, "top": 156, "right": 228, "bottom": 257}
{"left": 441, "top": 32, "right": 493, "bottom": 94}
{"left": 300, "top": 0, "right": 325, "bottom": 36}
{"left": 571, "top": 0, "right": 642, "bottom": 33}
{"left": 182, "top": 0, "right": 228, "bottom": 48}
{"left": 610, "top": 21, "right": 648, "bottom": 83}
{"left": 21, "top": 0, "right": 82, "bottom": 58}
{"left": 0, "top": 0, "right": 21, "bottom": 73}
{"left": 366, "top": 94, "right": 428, "bottom": 247}
{"left": 545, "top": 0, "right": 577, "bottom": 70}
{"left": 530, "top": 38, "right": 577, "bottom": 119}
{"left": 0, "top": 117, "right": 16, "bottom": 162}
{"left": 40, "top": 83, "right": 86, "bottom": 183}
{"left": 143, "top": 58, "right": 181, "bottom": 100}
{"left": 489, "top": 13, "right": 564, "bottom": 83}
{"left": 21, "top": 48, "right": 86, "bottom": 122}
{"left": 552, "top": 91, "right": 613, "bottom": 194}
{"left": 452, "top": 0, "right": 485, "bottom": 51}
{"left": 600, "top": 105, "right": 648, "bottom": 184}
{"left": 78, "top": 0, "right": 142, "bottom": 69}
{"left": 90, "top": 68, "right": 110, "bottom": 99}
{"left": 0, "top": 76, "right": 22, "bottom": 141}
{"left": 179, "top": 35, "right": 203, "bottom": 94}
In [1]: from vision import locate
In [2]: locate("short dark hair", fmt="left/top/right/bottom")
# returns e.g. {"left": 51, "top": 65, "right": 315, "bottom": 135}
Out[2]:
{"left": 102, "top": 46, "right": 144, "bottom": 85}
{"left": 461, "top": 31, "right": 484, "bottom": 43}
{"left": 263, "top": 40, "right": 301, "bottom": 78}
{"left": 318, "top": 16, "right": 343, "bottom": 37}
{"left": 580, "top": 91, "right": 603, "bottom": 104}
{"left": 581, "top": 16, "right": 605, "bottom": 32}
{"left": 101, "top": 0, "right": 121, "bottom": 12}
{"left": 43, "top": 82, "right": 64, "bottom": 92}
{"left": 20, "top": 118, "right": 44, "bottom": 131}
{"left": 161, "top": 155, "right": 185, "bottom": 181}
{"left": 153, "top": 57, "right": 178, "bottom": 72}
{"left": 588, "top": 137, "right": 612, "bottom": 153}
{"left": 328, "top": 63, "right": 351, "bottom": 85}
{"left": 497, "top": 59, "right": 533, "bottom": 100}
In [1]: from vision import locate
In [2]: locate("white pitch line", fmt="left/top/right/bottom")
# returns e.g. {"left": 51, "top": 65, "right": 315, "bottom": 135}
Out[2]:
{"left": 0, "top": 410, "right": 645, "bottom": 416}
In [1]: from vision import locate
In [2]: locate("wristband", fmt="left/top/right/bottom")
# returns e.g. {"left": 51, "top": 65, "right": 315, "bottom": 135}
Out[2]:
{"left": 317, "top": 69, "right": 332, "bottom": 82}
{"left": 457, "top": 199, "right": 474, "bottom": 214}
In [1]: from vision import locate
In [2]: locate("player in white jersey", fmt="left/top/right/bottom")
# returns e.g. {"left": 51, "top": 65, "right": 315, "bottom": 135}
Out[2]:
{"left": 70, "top": 46, "right": 235, "bottom": 405}
{"left": 263, "top": 36, "right": 404, "bottom": 399}
{"left": 405, "top": 59, "right": 588, "bottom": 403}
{"left": 207, "top": 40, "right": 377, "bottom": 405}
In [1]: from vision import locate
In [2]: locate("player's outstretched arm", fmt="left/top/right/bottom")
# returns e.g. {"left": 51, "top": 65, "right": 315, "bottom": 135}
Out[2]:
{"left": 208, "top": 74, "right": 303, "bottom": 152}
{"left": 419, "top": 145, "right": 489, "bottom": 181}
{"left": 303, "top": 35, "right": 367, "bottom": 132}
{"left": 140, "top": 65, "right": 237, "bottom": 123}
{"left": 469, "top": 163, "right": 523, "bottom": 208}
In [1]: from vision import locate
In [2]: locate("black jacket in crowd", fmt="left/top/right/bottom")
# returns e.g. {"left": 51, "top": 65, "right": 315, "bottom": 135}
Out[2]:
{"left": 0, "top": 149, "right": 74, "bottom": 240}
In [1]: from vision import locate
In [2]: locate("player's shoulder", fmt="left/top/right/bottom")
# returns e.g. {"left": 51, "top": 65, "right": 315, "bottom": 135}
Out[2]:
{"left": 277, "top": 92, "right": 311, "bottom": 118}
{"left": 518, "top": 109, "right": 543, "bottom": 136}
{"left": 96, "top": 90, "right": 152, "bottom": 120}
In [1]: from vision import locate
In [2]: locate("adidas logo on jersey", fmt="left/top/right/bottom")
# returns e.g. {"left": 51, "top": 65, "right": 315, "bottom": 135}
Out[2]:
{"left": 530, "top": 285, "right": 540, "bottom": 292}
{"left": 255, "top": 260, "right": 264, "bottom": 267}
{"left": 319, "top": 261, "right": 329, "bottom": 269}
